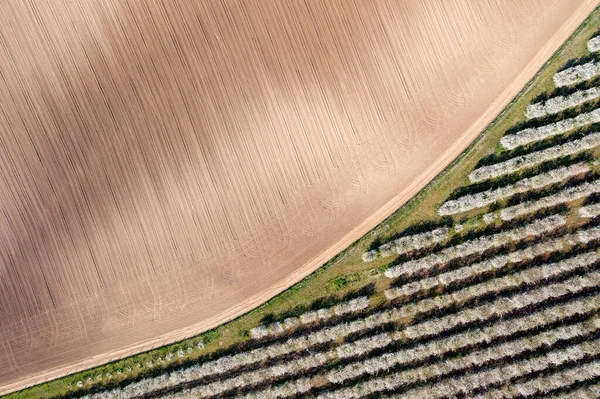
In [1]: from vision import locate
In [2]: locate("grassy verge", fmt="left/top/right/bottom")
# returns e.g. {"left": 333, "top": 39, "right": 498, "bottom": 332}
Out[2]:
{"left": 4, "top": 6, "right": 600, "bottom": 399}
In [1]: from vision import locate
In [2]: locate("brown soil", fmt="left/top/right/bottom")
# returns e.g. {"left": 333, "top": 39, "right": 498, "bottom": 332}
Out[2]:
{"left": 0, "top": 0, "right": 597, "bottom": 394}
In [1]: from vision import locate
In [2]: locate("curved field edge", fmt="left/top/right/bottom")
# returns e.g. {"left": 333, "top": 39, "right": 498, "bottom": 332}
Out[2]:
{"left": 4, "top": 5, "right": 600, "bottom": 399}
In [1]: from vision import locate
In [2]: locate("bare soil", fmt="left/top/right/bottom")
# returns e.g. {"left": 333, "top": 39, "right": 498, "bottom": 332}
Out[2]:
{"left": 0, "top": 0, "right": 597, "bottom": 394}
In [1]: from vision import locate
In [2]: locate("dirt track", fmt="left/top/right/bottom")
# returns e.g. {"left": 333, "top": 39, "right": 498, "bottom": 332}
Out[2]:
{"left": 0, "top": 0, "right": 598, "bottom": 394}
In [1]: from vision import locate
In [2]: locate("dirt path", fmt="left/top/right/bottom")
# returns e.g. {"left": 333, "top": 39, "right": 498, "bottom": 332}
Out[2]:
{"left": 0, "top": 0, "right": 598, "bottom": 394}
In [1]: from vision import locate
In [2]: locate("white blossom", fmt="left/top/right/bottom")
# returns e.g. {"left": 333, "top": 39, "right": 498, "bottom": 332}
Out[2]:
{"left": 500, "top": 108, "right": 600, "bottom": 149}
{"left": 249, "top": 325, "right": 268, "bottom": 339}
{"left": 545, "top": 381, "right": 600, "bottom": 399}
{"left": 500, "top": 177, "right": 600, "bottom": 220}
{"left": 385, "top": 215, "right": 565, "bottom": 279}
{"left": 361, "top": 250, "right": 378, "bottom": 262}
{"left": 327, "top": 296, "right": 600, "bottom": 385}
{"left": 526, "top": 87, "right": 600, "bottom": 119}
{"left": 250, "top": 297, "right": 370, "bottom": 339}
{"left": 336, "top": 333, "right": 392, "bottom": 359}
{"left": 363, "top": 228, "right": 449, "bottom": 262}
{"left": 579, "top": 202, "right": 600, "bottom": 218}
{"left": 471, "top": 131, "right": 600, "bottom": 182}
{"left": 88, "top": 300, "right": 386, "bottom": 399}
{"left": 403, "top": 270, "right": 600, "bottom": 341}
{"left": 483, "top": 213, "right": 497, "bottom": 224}
{"left": 331, "top": 336, "right": 600, "bottom": 399}
{"left": 440, "top": 163, "right": 589, "bottom": 215}
{"left": 165, "top": 352, "right": 329, "bottom": 398}
{"left": 387, "top": 248, "right": 597, "bottom": 303}
{"left": 589, "top": 36, "right": 600, "bottom": 53}
{"left": 554, "top": 61, "right": 600, "bottom": 88}
{"left": 239, "top": 378, "right": 312, "bottom": 399}
{"left": 475, "top": 360, "right": 600, "bottom": 399}
{"left": 385, "top": 238, "right": 565, "bottom": 300}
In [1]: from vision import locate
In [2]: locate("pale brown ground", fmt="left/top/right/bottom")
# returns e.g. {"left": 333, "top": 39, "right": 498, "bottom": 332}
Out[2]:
{"left": 0, "top": 0, "right": 597, "bottom": 394}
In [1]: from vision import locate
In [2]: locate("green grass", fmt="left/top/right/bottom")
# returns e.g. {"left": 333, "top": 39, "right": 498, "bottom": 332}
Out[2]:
{"left": 5, "top": 6, "right": 600, "bottom": 399}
